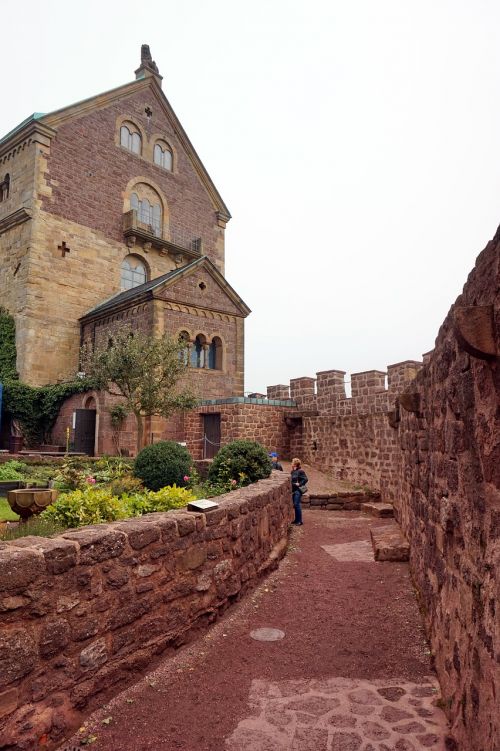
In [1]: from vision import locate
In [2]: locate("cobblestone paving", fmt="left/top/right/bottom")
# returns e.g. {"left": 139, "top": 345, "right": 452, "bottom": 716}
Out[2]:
{"left": 226, "top": 677, "right": 447, "bottom": 751}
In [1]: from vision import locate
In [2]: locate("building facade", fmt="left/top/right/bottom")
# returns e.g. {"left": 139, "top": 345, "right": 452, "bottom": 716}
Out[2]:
{"left": 0, "top": 46, "right": 252, "bottom": 453}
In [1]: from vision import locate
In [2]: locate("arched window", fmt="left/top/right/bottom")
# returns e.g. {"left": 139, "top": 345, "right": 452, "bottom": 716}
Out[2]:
{"left": 178, "top": 331, "right": 190, "bottom": 365}
{"left": 0, "top": 174, "right": 10, "bottom": 202}
{"left": 208, "top": 337, "right": 223, "bottom": 370}
{"left": 120, "top": 124, "right": 141, "bottom": 155}
{"left": 130, "top": 191, "right": 162, "bottom": 237}
{"left": 121, "top": 255, "right": 147, "bottom": 291}
{"left": 190, "top": 335, "right": 206, "bottom": 368}
{"left": 153, "top": 142, "right": 173, "bottom": 171}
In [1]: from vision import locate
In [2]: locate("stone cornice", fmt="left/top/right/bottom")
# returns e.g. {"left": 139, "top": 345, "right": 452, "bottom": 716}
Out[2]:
{"left": 0, "top": 207, "right": 32, "bottom": 235}
{"left": 42, "top": 79, "right": 152, "bottom": 129}
{"left": 0, "top": 122, "right": 55, "bottom": 162}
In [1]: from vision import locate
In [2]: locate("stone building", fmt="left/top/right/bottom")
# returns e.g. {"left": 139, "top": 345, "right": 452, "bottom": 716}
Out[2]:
{"left": 0, "top": 45, "right": 256, "bottom": 454}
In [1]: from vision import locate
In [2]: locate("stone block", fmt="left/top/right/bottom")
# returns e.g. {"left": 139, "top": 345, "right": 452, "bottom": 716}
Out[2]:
{"left": 62, "top": 527, "right": 126, "bottom": 564}
{"left": 0, "top": 628, "right": 37, "bottom": 688}
{"left": 177, "top": 544, "right": 207, "bottom": 571}
{"left": 362, "top": 502, "right": 394, "bottom": 518}
{"left": 114, "top": 520, "right": 160, "bottom": 549}
{"left": 39, "top": 618, "right": 71, "bottom": 657}
{"left": 0, "top": 547, "right": 45, "bottom": 593}
{"left": 79, "top": 637, "right": 108, "bottom": 670}
{"left": 370, "top": 525, "right": 409, "bottom": 562}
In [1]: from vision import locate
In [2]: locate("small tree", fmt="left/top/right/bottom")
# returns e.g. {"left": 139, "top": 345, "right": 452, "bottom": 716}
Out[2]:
{"left": 81, "top": 331, "right": 198, "bottom": 453}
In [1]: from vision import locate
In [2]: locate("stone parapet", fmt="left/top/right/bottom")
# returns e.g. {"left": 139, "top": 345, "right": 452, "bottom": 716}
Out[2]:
{"left": 0, "top": 473, "right": 292, "bottom": 749}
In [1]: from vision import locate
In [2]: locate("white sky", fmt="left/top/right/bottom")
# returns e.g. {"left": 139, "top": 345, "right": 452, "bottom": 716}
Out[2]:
{"left": 2, "top": 0, "right": 500, "bottom": 393}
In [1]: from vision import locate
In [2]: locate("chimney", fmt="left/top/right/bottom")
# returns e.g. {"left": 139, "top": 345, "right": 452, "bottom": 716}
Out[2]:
{"left": 135, "top": 44, "right": 163, "bottom": 87}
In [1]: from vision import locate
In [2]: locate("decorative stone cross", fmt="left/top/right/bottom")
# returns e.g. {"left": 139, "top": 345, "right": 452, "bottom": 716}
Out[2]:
{"left": 58, "top": 241, "right": 70, "bottom": 257}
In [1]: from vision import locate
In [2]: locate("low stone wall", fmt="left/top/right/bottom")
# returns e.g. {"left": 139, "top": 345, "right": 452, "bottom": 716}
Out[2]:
{"left": 0, "top": 472, "right": 292, "bottom": 750}
{"left": 302, "top": 490, "right": 381, "bottom": 511}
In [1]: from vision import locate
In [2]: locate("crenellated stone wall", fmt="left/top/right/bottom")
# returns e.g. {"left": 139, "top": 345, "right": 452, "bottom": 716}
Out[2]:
{"left": 392, "top": 233, "right": 499, "bottom": 751}
{"left": 0, "top": 472, "right": 291, "bottom": 749}
{"left": 267, "top": 362, "right": 422, "bottom": 488}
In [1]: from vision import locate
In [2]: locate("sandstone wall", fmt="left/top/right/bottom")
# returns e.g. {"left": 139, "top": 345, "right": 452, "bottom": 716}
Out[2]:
{"left": 185, "top": 402, "right": 292, "bottom": 460}
{"left": 302, "top": 413, "right": 400, "bottom": 491}
{"left": 393, "top": 235, "right": 499, "bottom": 751}
{"left": 267, "top": 363, "right": 421, "bottom": 490}
{"left": 0, "top": 473, "right": 291, "bottom": 749}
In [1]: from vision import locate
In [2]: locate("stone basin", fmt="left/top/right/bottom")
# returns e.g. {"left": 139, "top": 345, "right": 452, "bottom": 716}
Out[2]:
{"left": 7, "top": 488, "right": 58, "bottom": 519}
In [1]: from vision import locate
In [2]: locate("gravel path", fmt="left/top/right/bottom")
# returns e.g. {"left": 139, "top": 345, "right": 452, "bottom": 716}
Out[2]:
{"left": 60, "top": 486, "right": 450, "bottom": 750}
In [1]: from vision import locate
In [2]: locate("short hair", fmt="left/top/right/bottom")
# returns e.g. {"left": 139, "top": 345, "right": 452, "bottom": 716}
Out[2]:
{"left": 292, "top": 457, "right": 301, "bottom": 467}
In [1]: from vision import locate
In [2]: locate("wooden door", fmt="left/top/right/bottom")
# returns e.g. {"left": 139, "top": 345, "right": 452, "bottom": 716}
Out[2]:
{"left": 203, "top": 414, "right": 221, "bottom": 459}
{"left": 74, "top": 409, "right": 97, "bottom": 455}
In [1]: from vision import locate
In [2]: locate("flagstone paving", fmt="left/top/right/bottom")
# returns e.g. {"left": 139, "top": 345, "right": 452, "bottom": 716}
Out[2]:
{"left": 60, "top": 470, "right": 452, "bottom": 751}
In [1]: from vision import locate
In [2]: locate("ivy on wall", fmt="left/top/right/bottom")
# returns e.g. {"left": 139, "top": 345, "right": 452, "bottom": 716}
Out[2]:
{"left": 0, "top": 307, "right": 91, "bottom": 445}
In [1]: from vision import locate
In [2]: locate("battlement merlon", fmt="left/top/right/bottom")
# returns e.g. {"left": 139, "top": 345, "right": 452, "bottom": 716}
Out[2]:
{"left": 267, "top": 360, "right": 424, "bottom": 415}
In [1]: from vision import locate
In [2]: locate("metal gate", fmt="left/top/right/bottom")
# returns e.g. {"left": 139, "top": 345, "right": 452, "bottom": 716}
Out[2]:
{"left": 74, "top": 409, "right": 97, "bottom": 455}
{"left": 202, "top": 413, "right": 221, "bottom": 459}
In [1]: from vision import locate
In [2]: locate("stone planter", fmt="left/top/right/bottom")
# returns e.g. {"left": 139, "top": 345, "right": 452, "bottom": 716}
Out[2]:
{"left": 7, "top": 488, "right": 58, "bottom": 520}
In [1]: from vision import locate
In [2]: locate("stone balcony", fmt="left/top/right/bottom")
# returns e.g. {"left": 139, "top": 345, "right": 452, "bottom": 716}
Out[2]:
{"left": 123, "top": 209, "right": 203, "bottom": 261}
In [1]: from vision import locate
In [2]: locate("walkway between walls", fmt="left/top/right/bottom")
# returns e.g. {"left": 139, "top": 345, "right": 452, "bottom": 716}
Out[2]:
{"left": 60, "top": 477, "right": 452, "bottom": 751}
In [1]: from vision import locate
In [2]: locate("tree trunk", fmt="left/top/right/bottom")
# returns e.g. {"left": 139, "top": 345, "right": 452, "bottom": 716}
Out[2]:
{"left": 134, "top": 411, "right": 144, "bottom": 455}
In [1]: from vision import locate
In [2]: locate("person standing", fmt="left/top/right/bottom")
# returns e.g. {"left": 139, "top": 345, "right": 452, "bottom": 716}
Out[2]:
{"left": 269, "top": 451, "right": 283, "bottom": 471}
{"left": 291, "top": 457, "right": 307, "bottom": 525}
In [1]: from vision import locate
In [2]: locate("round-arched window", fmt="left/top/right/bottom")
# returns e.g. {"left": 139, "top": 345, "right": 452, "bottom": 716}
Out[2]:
{"left": 154, "top": 142, "right": 173, "bottom": 171}
{"left": 121, "top": 255, "right": 147, "bottom": 291}
{"left": 120, "top": 123, "right": 141, "bottom": 155}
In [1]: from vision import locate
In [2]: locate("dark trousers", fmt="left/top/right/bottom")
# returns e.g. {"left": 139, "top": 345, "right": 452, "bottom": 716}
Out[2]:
{"left": 292, "top": 490, "right": 302, "bottom": 524}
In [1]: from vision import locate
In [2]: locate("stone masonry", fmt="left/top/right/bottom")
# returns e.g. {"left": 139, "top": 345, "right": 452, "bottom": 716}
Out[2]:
{"left": 391, "top": 230, "right": 499, "bottom": 751}
{"left": 0, "top": 472, "right": 291, "bottom": 749}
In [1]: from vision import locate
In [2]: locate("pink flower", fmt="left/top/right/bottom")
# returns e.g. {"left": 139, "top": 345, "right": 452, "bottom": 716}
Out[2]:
{"left": 183, "top": 475, "right": 190, "bottom": 482}
{"left": 86, "top": 476, "right": 96, "bottom": 484}
{"left": 231, "top": 479, "right": 237, "bottom": 486}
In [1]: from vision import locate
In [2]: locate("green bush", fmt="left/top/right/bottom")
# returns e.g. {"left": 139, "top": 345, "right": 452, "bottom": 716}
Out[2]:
{"left": 41, "top": 487, "right": 128, "bottom": 528}
{"left": 125, "top": 485, "right": 195, "bottom": 516}
{"left": 134, "top": 441, "right": 192, "bottom": 491}
{"left": 208, "top": 440, "right": 271, "bottom": 487}
{"left": 0, "top": 460, "right": 27, "bottom": 481}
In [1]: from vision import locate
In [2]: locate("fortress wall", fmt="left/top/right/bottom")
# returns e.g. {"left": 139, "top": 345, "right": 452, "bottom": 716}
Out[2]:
{"left": 391, "top": 233, "right": 499, "bottom": 751}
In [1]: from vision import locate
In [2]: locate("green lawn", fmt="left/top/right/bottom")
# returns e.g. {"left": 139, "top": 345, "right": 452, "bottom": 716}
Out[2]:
{"left": 0, "top": 498, "right": 20, "bottom": 521}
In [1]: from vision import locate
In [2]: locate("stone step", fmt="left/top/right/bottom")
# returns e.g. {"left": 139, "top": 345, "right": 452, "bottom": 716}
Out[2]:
{"left": 361, "top": 502, "right": 394, "bottom": 518}
{"left": 370, "top": 524, "right": 410, "bottom": 562}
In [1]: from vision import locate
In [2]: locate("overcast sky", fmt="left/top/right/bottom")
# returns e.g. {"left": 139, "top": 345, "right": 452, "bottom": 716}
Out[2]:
{"left": 2, "top": 0, "right": 500, "bottom": 393}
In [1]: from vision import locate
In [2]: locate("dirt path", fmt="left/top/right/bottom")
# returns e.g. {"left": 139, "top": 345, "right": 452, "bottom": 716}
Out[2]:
{"left": 60, "top": 484, "right": 450, "bottom": 750}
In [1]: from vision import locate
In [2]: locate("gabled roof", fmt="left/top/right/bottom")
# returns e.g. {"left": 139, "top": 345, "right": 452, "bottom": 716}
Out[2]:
{"left": 1, "top": 74, "right": 230, "bottom": 220}
{"left": 80, "top": 256, "right": 250, "bottom": 321}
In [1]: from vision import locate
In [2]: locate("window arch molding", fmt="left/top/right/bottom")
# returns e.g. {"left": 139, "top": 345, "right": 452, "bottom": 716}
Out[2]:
{"left": 115, "top": 115, "right": 147, "bottom": 155}
{"left": 123, "top": 176, "right": 169, "bottom": 237}
{"left": 151, "top": 134, "right": 175, "bottom": 172}
{"left": 120, "top": 253, "right": 150, "bottom": 291}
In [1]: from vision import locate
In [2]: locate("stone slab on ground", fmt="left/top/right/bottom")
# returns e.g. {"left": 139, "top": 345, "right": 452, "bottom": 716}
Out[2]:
{"left": 226, "top": 676, "right": 447, "bottom": 751}
{"left": 371, "top": 524, "right": 410, "bottom": 562}
{"left": 362, "top": 502, "right": 395, "bottom": 518}
{"left": 321, "top": 540, "right": 374, "bottom": 562}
